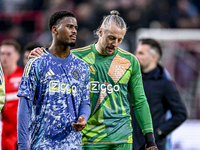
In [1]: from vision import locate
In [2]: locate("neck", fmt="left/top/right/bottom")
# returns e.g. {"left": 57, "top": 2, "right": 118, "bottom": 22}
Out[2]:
{"left": 95, "top": 42, "right": 104, "bottom": 55}
{"left": 3, "top": 64, "right": 17, "bottom": 76}
{"left": 48, "top": 43, "right": 70, "bottom": 58}
{"left": 142, "top": 63, "right": 157, "bottom": 73}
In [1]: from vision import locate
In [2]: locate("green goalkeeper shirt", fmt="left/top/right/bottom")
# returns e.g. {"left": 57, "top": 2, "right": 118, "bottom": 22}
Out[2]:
{"left": 72, "top": 43, "right": 153, "bottom": 145}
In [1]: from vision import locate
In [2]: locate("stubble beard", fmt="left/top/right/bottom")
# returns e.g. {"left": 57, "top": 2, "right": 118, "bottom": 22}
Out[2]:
{"left": 103, "top": 48, "right": 115, "bottom": 56}
{"left": 67, "top": 42, "right": 76, "bottom": 47}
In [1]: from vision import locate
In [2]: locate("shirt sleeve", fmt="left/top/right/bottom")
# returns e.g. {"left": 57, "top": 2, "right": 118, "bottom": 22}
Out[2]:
{"left": 17, "top": 58, "right": 41, "bottom": 100}
{"left": 0, "top": 63, "right": 5, "bottom": 112}
{"left": 128, "top": 57, "right": 153, "bottom": 135}
{"left": 159, "top": 81, "right": 187, "bottom": 136}
{"left": 78, "top": 64, "right": 91, "bottom": 121}
{"left": 17, "top": 96, "right": 32, "bottom": 149}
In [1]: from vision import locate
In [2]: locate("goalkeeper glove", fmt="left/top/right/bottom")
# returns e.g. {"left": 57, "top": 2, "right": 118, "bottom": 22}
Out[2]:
{"left": 147, "top": 146, "right": 158, "bottom": 150}
{"left": 145, "top": 132, "right": 158, "bottom": 150}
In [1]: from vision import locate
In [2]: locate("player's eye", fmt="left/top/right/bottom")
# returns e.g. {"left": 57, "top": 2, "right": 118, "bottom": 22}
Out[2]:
{"left": 118, "top": 39, "right": 122, "bottom": 43}
{"left": 109, "top": 36, "right": 115, "bottom": 40}
{"left": 67, "top": 25, "right": 73, "bottom": 28}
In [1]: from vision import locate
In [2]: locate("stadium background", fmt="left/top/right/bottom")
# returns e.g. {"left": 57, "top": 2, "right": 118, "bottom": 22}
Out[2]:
{"left": 0, "top": 0, "right": 199, "bottom": 149}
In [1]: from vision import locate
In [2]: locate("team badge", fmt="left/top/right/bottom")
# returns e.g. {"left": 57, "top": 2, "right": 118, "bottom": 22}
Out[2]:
{"left": 20, "top": 80, "right": 28, "bottom": 90}
{"left": 72, "top": 69, "right": 80, "bottom": 80}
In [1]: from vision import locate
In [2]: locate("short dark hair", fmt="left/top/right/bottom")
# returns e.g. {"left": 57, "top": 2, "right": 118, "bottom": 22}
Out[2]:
{"left": 139, "top": 38, "right": 162, "bottom": 58}
{"left": 48, "top": 10, "right": 76, "bottom": 31}
{"left": 24, "top": 42, "right": 42, "bottom": 52}
{"left": 0, "top": 39, "right": 21, "bottom": 53}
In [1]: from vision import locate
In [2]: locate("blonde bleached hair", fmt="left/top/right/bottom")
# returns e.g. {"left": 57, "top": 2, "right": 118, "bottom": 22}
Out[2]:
{"left": 95, "top": 10, "right": 127, "bottom": 36}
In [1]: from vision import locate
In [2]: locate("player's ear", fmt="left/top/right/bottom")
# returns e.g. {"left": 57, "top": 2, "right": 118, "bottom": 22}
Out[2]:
{"left": 52, "top": 25, "right": 58, "bottom": 35}
{"left": 15, "top": 51, "right": 20, "bottom": 62}
{"left": 152, "top": 53, "right": 158, "bottom": 63}
{"left": 99, "top": 28, "right": 103, "bottom": 37}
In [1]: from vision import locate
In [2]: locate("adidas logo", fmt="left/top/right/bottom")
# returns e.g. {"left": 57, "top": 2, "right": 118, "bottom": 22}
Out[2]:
{"left": 45, "top": 68, "right": 55, "bottom": 77}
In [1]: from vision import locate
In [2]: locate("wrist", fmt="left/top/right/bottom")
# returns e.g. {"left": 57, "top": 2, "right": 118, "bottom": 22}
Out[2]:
{"left": 145, "top": 132, "right": 157, "bottom": 148}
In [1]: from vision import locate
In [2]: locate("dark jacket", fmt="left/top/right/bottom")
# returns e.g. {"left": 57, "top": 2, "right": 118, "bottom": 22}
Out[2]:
{"left": 131, "top": 65, "right": 187, "bottom": 150}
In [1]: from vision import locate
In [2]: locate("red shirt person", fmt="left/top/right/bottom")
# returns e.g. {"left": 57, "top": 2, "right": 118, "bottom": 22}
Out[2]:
{"left": 0, "top": 39, "right": 24, "bottom": 150}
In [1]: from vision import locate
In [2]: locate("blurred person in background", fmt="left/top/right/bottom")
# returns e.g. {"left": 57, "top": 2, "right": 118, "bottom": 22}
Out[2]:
{"left": 0, "top": 39, "right": 24, "bottom": 150}
{"left": 170, "top": 0, "right": 200, "bottom": 28}
{"left": 23, "top": 42, "right": 42, "bottom": 66}
{"left": 134, "top": 38, "right": 187, "bottom": 150}
{"left": 30, "top": 10, "right": 158, "bottom": 150}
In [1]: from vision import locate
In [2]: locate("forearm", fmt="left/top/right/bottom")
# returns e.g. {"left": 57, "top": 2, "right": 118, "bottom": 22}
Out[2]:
{"left": 130, "top": 88, "right": 153, "bottom": 135}
{"left": 79, "top": 66, "right": 91, "bottom": 121}
{"left": 160, "top": 81, "right": 187, "bottom": 136}
{"left": 17, "top": 97, "right": 32, "bottom": 149}
{"left": 131, "top": 91, "right": 157, "bottom": 148}
{"left": 79, "top": 102, "right": 90, "bottom": 121}
{"left": 129, "top": 62, "right": 153, "bottom": 134}
{"left": 158, "top": 111, "right": 187, "bottom": 136}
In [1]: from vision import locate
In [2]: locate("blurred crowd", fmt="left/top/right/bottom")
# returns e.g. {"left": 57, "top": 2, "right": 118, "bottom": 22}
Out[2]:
{"left": 0, "top": 0, "right": 199, "bottom": 66}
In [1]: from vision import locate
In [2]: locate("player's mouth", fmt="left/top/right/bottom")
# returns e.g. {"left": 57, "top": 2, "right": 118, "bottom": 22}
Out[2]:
{"left": 70, "top": 34, "right": 77, "bottom": 40}
{"left": 71, "top": 36, "right": 76, "bottom": 40}
{"left": 107, "top": 47, "right": 115, "bottom": 52}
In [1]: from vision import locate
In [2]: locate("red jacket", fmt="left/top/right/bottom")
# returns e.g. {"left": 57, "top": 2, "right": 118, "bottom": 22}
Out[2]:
{"left": 1, "top": 66, "right": 24, "bottom": 150}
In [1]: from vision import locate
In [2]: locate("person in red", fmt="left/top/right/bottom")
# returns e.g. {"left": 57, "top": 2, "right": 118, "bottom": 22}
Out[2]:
{"left": 0, "top": 39, "right": 24, "bottom": 150}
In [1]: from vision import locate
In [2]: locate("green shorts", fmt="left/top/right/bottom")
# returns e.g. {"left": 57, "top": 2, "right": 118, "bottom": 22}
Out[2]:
{"left": 82, "top": 143, "right": 132, "bottom": 150}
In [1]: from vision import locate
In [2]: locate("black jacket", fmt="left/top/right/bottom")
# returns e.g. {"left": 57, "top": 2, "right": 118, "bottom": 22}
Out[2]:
{"left": 131, "top": 65, "right": 187, "bottom": 150}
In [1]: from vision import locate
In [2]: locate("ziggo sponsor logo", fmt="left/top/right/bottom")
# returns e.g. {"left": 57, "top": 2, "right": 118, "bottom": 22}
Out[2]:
{"left": 49, "top": 80, "right": 77, "bottom": 93}
{"left": 90, "top": 81, "right": 120, "bottom": 94}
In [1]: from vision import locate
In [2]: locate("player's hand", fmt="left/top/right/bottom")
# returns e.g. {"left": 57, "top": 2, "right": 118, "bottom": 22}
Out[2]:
{"left": 146, "top": 146, "right": 158, "bottom": 150}
{"left": 145, "top": 132, "right": 158, "bottom": 150}
{"left": 71, "top": 115, "right": 87, "bottom": 132}
{"left": 28, "top": 47, "right": 45, "bottom": 59}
